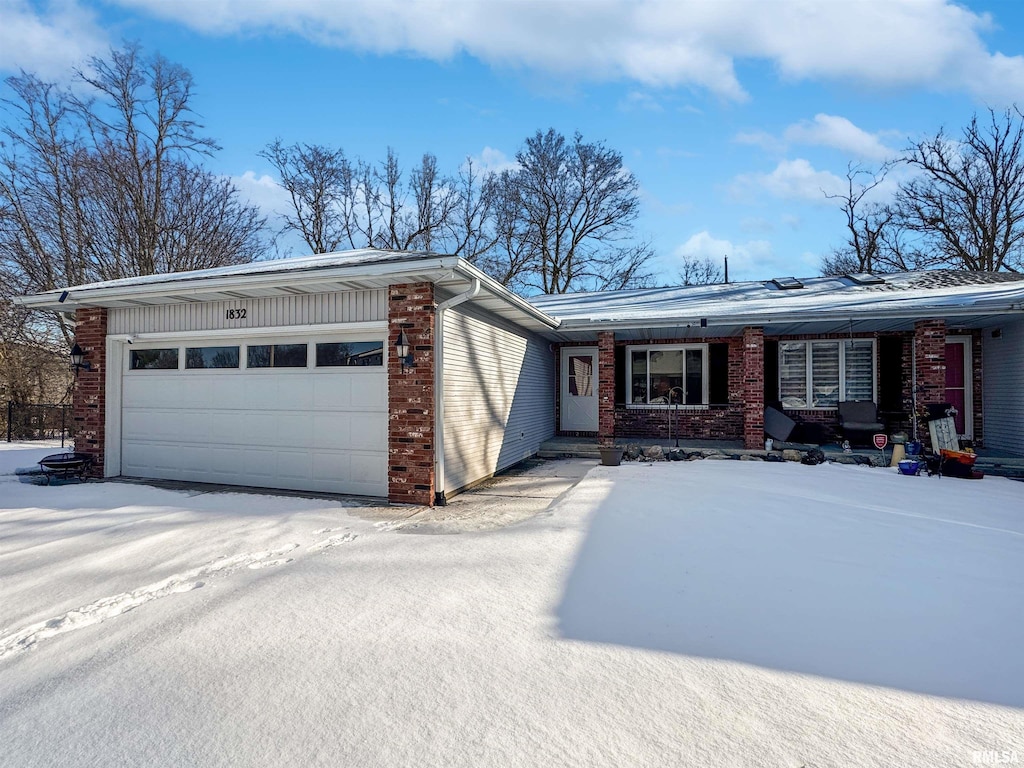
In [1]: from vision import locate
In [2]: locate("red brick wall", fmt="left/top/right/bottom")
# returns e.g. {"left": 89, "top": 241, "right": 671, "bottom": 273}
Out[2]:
{"left": 72, "top": 307, "right": 108, "bottom": 477}
{"left": 388, "top": 283, "right": 436, "bottom": 506}
{"left": 597, "top": 332, "right": 615, "bottom": 446}
{"left": 742, "top": 327, "right": 765, "bottom": 449}
{"left": 914, "top": 319, "right": 946, "bottom": 450}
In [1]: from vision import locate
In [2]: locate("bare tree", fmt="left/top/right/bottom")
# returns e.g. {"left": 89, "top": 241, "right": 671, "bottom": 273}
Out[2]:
{"left": 260, "top": 139, "right": 356, "bottom": 254}
{"left": 897, "top": 108, "right": 1024, "bottom": 272}
{"left": 822, "top": 162, "right": 899, "bottom": 274}
{"left": 494, "top": 129, "right": 653, "bottom": 294}
{"left": 0, "top": 44, "right": 266, "bottom": 347}
{"left": 678, "top": 254, "right": 724, "bottom": 285}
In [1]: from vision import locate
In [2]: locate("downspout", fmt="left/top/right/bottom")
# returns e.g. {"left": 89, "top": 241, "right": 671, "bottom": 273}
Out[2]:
{"left": 434, "top": 277, "right": 481, "bottom": 506}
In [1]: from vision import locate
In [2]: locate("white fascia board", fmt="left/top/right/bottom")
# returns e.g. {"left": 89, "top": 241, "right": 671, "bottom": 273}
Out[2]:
{"left": 450, "top": 261, "right": 560, "bottom": 330}
{"left": 555, "top": 305, "right": 1024, "bottom": 332}
{"left": 16, "top": 258, "right": 463, "bottom": 310}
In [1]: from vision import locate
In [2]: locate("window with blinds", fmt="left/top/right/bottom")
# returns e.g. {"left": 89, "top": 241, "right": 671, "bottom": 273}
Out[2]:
{"left": 778, "top": 339, "right": 876, "bottom": 409}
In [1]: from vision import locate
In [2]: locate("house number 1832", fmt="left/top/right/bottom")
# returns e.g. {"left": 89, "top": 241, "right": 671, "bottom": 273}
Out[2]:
{"left": 225, "top": 308, "right": 247, "bottom": 320}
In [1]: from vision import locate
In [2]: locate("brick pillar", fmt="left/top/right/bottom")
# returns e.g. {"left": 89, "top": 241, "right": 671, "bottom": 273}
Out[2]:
{"left": 742, "top": 326, "right": 765, "bottom": 449}
{"left": 72, "top": 307, "right": 108, "bottom": 477}
{"left": 597, "top": 332, "right": 615, "bottom": 446}
{"left": 914, "top": 319, "right": 946, "bottom": 450}
{"left": 388, "top": 283, "right": 436, "bottom": 506}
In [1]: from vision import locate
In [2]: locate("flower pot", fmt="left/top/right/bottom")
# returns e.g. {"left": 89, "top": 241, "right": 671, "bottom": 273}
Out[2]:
{"left": 599, "top": 446, "right": 623, "bottom": 466}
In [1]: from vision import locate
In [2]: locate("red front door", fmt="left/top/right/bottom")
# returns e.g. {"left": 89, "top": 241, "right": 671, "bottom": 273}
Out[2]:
{"left": 944, "top": 339, "right": 970, "bottom": 437}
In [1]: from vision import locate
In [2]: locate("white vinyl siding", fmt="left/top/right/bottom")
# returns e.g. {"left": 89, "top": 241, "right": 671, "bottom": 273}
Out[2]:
{"left": 442, "top": 303, "right": 555, "bottom": 495}
{"left": 109, "top": 289, "right": 386, "bottom": 334}
{"left": 983, "top": 320, "right": 1024, "bottom": 456}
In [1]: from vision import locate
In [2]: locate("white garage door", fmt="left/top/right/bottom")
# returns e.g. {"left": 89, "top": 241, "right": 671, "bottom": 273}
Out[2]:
{"left": 120, "top": 334, "right": 387, "bottom": 497}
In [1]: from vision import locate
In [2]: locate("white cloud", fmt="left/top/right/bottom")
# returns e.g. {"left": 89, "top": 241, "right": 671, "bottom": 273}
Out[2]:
{"left": 109, "top": 0, "right": 1024, "bottom": 102}
{"left": 675, "top": 230, "right": 779, "bottom": 281}
{"left": 468, "top": 146, "right": 518, "bottom": 175}
{"left": 0, "top": 0, "right": 106, "bottom": 79}
{"left": 783, "top": 114, "right": 893, "bottom": 161}
{"left": 732, "top": 159, "right": 847, "bottom": 203}
{"left": 229, "top": 171, "right": 292, "bottom": 216}
{"left": 618, "top": 91, "right": 664, "bottom": 112}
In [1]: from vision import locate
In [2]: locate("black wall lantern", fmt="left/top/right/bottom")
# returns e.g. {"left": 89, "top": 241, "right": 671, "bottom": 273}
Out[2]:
{"left": 70, "top": 342, "right": 91, "bottom": 374}
{"left": 395, "top": 330, "right": 414, "bottom": 373}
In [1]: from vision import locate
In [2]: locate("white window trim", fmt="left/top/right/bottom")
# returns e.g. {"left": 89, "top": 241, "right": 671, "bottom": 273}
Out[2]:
{"left": 778, "top": 338, "right": 877, "bottom": 410}
{"left": 123, "top": 333, "right": 387, "bottom": 374}
{"left": 625, "top": 343, "right": 709, "bottom": 409}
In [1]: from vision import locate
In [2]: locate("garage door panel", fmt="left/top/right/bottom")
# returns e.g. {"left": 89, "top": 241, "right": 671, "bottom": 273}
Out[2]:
{"left": 312, "top": 414, "right": 351, "bottom": 450}
{"left": 352, "top": 377, "right": 385, "bottom": 408}
{"left": 277, "top": 450, "right": 312, "bottom": 480}
{"left": 242, "top": 413, "right": 278, "bottom": 444}
{"left": 313, "top": 377, "right": 351, "bottom": 408}
{"left": 121, "top": 338, "right": 387, "bottom": 497}
{"left": 312, "top": 452, "right": 351, "bottom": 483}
{"left": 350, "top": 412, "right": 386, "bottom": 451}
{"left": 244, "top": 378, "right": 282, "bottom": 409}
{"left": 277, "top": 413, "right": 314, "bottom": 448}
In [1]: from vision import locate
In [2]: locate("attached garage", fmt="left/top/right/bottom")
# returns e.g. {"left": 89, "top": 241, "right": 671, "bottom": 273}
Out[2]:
{"left": 117, "top": 333, "right": 387, "bottom": 496}
{"left": 17, "top": 250, "right": 563, "bottom": 505}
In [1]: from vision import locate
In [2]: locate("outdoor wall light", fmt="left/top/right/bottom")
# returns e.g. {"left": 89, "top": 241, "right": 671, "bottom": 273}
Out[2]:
{"left": 395, "top": 330, "right": 414, "bottom": 373}
{"left": 70, "top": 343, "right": 91, "bottom": 374}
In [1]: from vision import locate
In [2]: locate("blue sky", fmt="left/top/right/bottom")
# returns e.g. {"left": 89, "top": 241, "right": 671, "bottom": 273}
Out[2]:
{"left": 3, "top": 0, "right": 1024, "bottom": 284}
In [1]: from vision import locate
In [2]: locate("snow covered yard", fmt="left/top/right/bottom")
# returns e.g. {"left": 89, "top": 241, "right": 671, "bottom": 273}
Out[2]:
{"left": 1, "top": 446, "right": 1022, "bottom": 768}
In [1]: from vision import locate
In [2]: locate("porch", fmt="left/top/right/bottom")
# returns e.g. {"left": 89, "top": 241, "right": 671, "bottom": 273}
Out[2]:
{"left": 537, "top": 435, "right": 1024, "bottom": 479}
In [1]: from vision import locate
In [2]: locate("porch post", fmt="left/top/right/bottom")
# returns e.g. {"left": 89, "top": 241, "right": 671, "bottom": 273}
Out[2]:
{"left": 72, "top": 307, "right": 108, "bottom": 477}
{"left": 742, "top": 326, "right": 765, "bottom": 450}
{"left": 597, "top": 331, "right": 615, "bottom": 446}
{"left": 914, "top": 319, "right": 946, "bottom": 450}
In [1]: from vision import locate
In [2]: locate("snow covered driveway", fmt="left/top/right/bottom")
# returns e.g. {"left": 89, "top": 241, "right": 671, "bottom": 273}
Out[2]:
{"left": 1, "top": 448, "right": 1022, "bottom": 767}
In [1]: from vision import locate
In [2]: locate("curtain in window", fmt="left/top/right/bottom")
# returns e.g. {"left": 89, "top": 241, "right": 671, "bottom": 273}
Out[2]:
{"left": 569, "top": 355, "right": 593, "bottom": 397}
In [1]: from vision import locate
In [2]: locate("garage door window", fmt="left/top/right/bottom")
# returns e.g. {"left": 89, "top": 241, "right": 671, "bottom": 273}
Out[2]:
{"left": 316, "top": 341, "right": 384, "bottom": 367}
{"left": 247, "top": 343, "right": 307, "bottom": 368}
{"left": 186, "top": 346, "right": 240, "bottom": 369}
{"left": 130, "top": 348, "right": 179, "bottom": 370}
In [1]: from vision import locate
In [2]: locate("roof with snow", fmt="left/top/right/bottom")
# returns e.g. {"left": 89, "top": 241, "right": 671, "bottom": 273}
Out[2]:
{"left": 15, "top": 250, "right": 1024, "bottom": 339}
{"left": 530, "top": 270, "right": 1024, "bottom": 339}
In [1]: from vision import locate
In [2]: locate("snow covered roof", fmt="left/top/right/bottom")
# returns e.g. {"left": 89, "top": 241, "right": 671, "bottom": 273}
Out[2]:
{"left": 16, "top": 250, "right": 1024, "bottom": 339}
{"left": 15, "top": 249, "right": 558, "bottom": 333}
{"left": 530, "top": 270, "right": 1024, "bottom": 338}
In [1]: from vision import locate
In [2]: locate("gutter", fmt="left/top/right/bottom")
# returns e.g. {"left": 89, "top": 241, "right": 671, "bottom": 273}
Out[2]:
{"left": 551, "top": 304, "right": 1024, "bottom": 333}
{"left": 433, "top": 277, "right": 481, "bottom": 506}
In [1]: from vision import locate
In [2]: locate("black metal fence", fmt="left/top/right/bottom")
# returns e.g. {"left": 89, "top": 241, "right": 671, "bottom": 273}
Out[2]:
{"left": 4, "top": 402, "right": 72, "bottom": 445}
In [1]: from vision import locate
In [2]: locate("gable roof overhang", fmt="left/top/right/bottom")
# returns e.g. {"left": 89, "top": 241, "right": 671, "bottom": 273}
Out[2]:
{"left": 14, "top": 250, "right": 560, "bottom": 334}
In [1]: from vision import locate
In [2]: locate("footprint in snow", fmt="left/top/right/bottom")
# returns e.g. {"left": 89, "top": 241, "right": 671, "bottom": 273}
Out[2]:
{"left": 248, "top": 558, "right": 292, "bottom": 569}
{"left": 308, "top": 532, "right": 357, "bottom": 552}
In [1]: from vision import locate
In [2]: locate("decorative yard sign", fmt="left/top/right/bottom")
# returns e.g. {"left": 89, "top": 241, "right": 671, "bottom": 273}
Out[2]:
{"left": 873, "top": 433, "right": 888, "bottom": 464}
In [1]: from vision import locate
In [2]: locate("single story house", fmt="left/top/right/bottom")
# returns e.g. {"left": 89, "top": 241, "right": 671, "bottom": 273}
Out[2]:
{"left": 17, "top": 249, "right": 1024, "bottom": 505}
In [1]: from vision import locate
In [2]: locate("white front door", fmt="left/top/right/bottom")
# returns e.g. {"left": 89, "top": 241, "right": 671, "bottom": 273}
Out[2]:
{"left": 560, "top": 347, "right": 599, "bottom": 432}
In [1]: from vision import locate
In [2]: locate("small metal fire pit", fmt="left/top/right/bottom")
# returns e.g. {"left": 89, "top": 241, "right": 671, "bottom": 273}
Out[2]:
{"left": 38, "top": 452, "right": 93, "bottom": 484}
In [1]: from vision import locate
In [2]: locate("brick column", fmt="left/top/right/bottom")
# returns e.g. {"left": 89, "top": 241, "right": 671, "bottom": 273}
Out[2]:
{"left": 72, "top": 307, "right": 108, "bottom": 477}
{"left": 388, "top": 283, "right": 436, "bottom": 506}
{"left": 914, "top": 319, "right": 946, "bottom": 450}
{"left": 742, "top": 326, "right": 765, "bottom": 449}
{"left": 597, "top": 331, "right": 615, "bottom": 446}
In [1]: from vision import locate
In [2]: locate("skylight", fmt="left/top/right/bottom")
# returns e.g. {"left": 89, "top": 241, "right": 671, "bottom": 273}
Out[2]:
{"left": 769, "top": 277, "right": 804, "bottom": 290}
{"left": 845, "top": 273, "right": 885, "bottom": 285}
